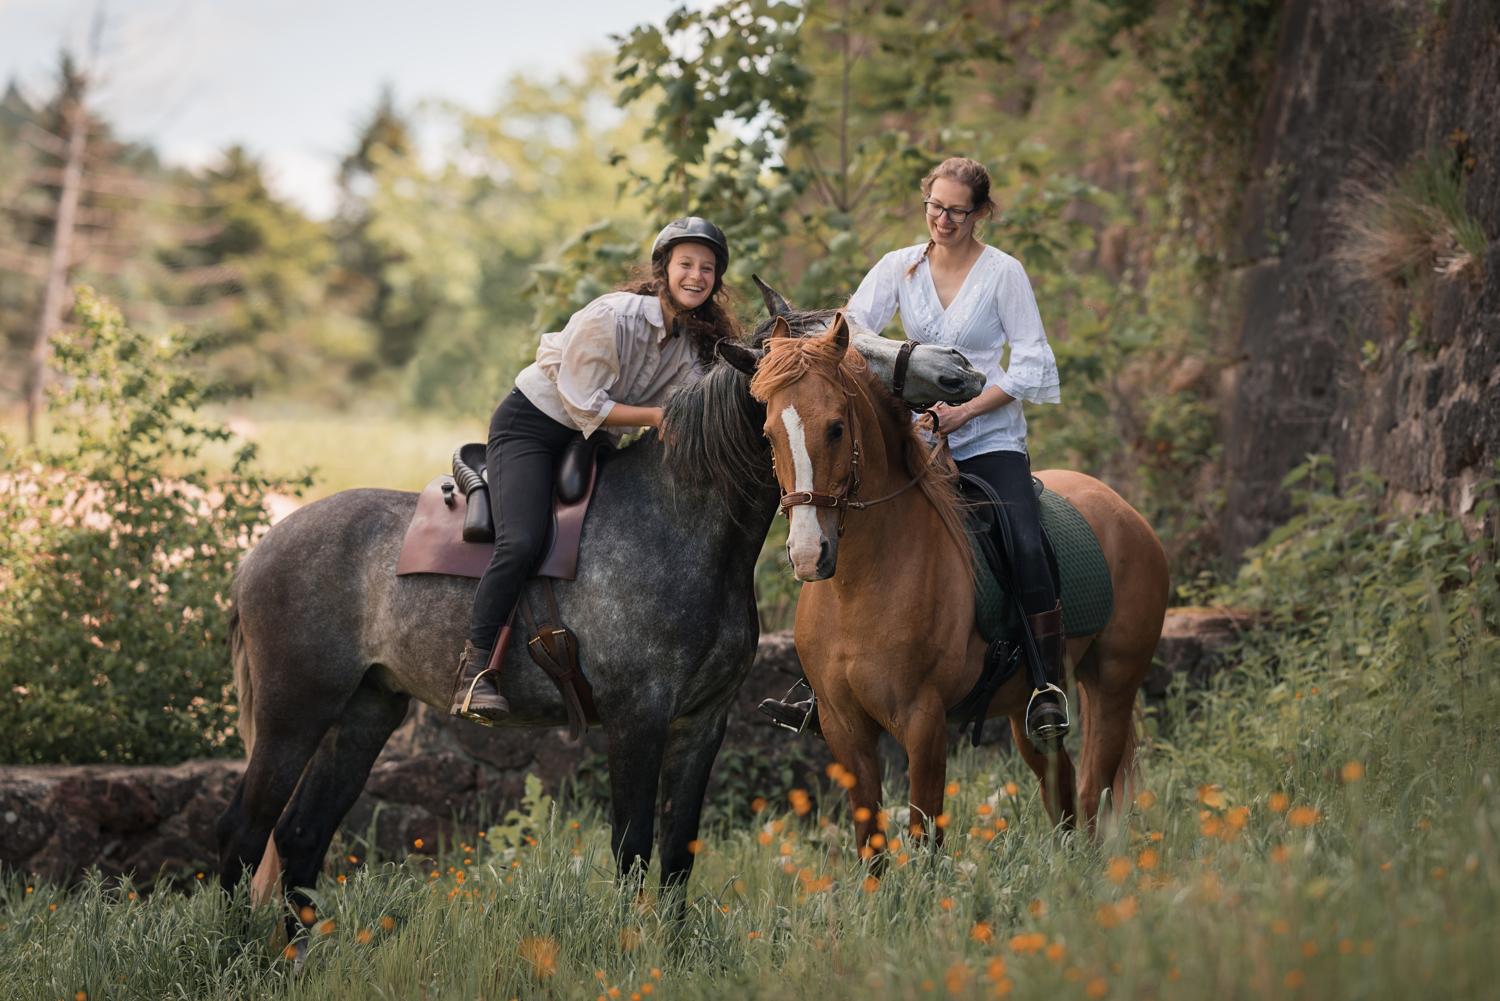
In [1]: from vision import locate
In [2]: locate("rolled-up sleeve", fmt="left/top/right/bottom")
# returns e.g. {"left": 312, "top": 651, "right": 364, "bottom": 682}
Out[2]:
{"left": 846, "top": 253, "right": 900, "bottom": 334}
{"left": 555, "top": 300, "right": 621, "bottom": 437}
{"left": 994, "top": 258, "right": 1061, "bottom": 405}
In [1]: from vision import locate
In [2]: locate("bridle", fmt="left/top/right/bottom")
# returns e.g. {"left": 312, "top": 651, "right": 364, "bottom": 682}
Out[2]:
{"left": 775, "top": 342, "right": 947, "bottom": 536}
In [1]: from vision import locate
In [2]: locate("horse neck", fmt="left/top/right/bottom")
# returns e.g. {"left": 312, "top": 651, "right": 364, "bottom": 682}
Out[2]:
{"left": 833, "top": 381, "right": 954, "bottom": 580}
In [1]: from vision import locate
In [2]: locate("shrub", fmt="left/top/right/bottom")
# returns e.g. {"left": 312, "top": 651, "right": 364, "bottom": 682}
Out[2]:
{"left": 0, "top": 289, "right": 306, "bottom": 763}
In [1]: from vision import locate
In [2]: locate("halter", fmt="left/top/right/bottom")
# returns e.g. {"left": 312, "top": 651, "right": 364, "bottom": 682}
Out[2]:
{"left": 776, "top": 348, "right": 947, "bottom": 536}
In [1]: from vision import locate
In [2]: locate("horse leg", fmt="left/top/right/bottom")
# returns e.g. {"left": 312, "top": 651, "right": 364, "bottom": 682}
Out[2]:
{"left": 821, "top": 707, "right": 884, "bottom": 860}
{"left": 899, "top": 691, "right": 950, "bottom": 846}
{"left": 215, "top": 712, "right": 339, "bottom": 895}
{"left": 1008, "top": 714, "right": 1077, "bottom": 828}
{"left": 1074, "top": 651, "right": 1145, "bottom": 831}
{"left": 656, "top": 708, "right": 729, "bottom": 898}
{"left": 604, "top": 714, "right": 670, "bottom": 885}
{"left": 272, "top": 681, "right": 410, "bottom": 940}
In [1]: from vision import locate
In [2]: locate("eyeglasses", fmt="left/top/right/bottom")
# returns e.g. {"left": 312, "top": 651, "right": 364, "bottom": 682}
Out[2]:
{"left": 923, "top": 200, "right": 976, "bottom": 224}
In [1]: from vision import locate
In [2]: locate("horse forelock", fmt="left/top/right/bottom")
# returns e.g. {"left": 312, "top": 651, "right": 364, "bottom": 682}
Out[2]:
{"left": 748, "top": 328, "right": 868, "bottom": 405}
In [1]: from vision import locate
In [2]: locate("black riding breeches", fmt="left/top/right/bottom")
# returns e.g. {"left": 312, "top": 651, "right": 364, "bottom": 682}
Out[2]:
{"left": 467, "top": 389, "right": 580, "bottom": 649}
{"left": 955, "top": 449, "right": 1056, "bottom": 617}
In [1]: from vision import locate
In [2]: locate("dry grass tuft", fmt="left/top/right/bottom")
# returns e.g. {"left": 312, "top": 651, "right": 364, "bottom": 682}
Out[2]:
{"left": 1334, "top": 148, "right": 1487, "bottom": 289}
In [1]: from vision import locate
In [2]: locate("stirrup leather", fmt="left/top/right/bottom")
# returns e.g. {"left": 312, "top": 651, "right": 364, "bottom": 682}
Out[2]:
{"left": 1025, "top": 683, "right": 1070, "bottom": 743}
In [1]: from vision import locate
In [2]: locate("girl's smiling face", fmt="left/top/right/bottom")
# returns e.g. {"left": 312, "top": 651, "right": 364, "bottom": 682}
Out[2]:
{"left": 665, "top": 242, "right": 718, "bottom": 311}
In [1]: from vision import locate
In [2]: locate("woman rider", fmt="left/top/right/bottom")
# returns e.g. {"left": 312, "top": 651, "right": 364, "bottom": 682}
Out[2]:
{"left": 452, "top": 218, "right": 739, "bottom": 724}
{"left": 762, "top": 157, "right": 1068, "bottom": 745}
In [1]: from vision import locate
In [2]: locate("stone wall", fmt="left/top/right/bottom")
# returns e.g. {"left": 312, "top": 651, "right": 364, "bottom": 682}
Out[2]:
{"left": 1220, "top": 0, "right": 1500, "bottom": 559}
{"left": 0, "top": 614, "right": 1252, "bottom": 886}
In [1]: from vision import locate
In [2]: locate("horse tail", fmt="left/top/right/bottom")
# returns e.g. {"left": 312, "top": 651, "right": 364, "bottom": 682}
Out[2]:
{"left": 229, "top": 604, "right": 256, "bottom": 756}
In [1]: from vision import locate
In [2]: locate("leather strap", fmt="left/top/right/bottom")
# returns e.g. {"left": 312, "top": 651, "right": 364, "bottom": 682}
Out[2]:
{"left": 519, "top": 580, "right": 601, "bottom": 744}
{"left": 891, "top": 339, "right": 916, "bottom": 401}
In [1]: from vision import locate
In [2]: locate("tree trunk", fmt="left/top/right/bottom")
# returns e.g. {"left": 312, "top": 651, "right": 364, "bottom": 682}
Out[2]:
{"left": 24, "top": 83, "right": 88, "bottom": 444}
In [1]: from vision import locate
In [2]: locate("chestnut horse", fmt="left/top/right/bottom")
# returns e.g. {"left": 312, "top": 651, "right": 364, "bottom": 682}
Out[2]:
{"left": 737, "top": 313, "right": 1168, "bottom": 848}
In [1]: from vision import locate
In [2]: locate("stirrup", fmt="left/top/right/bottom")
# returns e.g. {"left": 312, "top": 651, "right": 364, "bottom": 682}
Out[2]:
{"left": 456, "top": 668, "right": 501, "bottom": 725}
{"left": 1025, "top": 683, "right": 1070, "bottom": 748}
{"left": 758, "top": 679, "right": 816, "bottom": 734}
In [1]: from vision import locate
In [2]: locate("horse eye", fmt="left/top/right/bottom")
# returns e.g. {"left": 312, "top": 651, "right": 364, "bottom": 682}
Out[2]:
{"left": 827, "top": 422, "right": 844, "bottom": 442}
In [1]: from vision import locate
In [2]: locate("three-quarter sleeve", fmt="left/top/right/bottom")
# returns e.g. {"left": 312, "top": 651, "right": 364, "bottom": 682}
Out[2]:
{"left": 554, "top": 299, "right": 621, "bottom": 437}
{"left": 994, "top": 257, "right": 1061, "bottom": 405}
{"left": 846, "top": 252, "right": 901, "bottom": 334}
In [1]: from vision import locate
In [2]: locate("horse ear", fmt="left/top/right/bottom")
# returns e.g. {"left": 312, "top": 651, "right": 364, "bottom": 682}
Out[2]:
{"left": 826, "top": 311, "right": 850, "bottom": 355}
{"left": 751, "top": 274, "right": 793, "bottom": 317}
{"left": 716, "top": 339, "right": 764, "bottom": 375}
{"left": 770, "top": 315, "right": 794, "bottom": 340}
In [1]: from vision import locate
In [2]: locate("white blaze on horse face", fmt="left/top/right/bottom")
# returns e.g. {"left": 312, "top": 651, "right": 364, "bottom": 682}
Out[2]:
{"left": 779, "top": 404, "right": 825, "bottom": 577}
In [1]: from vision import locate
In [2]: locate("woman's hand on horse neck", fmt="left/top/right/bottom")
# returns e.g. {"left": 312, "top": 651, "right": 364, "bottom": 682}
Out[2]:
{"left": 603, "top": 404, "right": 666, "bottom": 429}
{"left": 931, "top": 385, "right": 1015, "bottom": 434}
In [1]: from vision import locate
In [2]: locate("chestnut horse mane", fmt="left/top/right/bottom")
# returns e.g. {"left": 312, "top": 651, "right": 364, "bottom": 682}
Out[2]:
{"left": 749, "top": 329, "right": 973, "bottom": 572}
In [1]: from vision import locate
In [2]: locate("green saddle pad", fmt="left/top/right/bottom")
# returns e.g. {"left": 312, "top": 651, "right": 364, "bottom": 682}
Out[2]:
{"left": 971, "top": 488, "right": 1114, "bottom": 641}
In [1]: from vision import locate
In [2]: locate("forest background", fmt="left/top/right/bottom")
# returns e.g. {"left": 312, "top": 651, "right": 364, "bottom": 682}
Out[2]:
{"left": 1, "top": 0, "right": 1494, "bottom": 761}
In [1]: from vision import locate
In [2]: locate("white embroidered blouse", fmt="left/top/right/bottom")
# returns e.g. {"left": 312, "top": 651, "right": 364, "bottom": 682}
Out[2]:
{"left": 515, "top": 292, "right": 707, "bottom": 441}
{"left": 846, "top": 243, "right": 1060, "bottom": 460}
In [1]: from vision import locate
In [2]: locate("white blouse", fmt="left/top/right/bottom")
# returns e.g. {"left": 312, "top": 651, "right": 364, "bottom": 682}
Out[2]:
{"left": 846, "top": 243, "right": 1060, "bottom": 460}
{"left": 514, "top": 292, "right": 707, "bottom": 440}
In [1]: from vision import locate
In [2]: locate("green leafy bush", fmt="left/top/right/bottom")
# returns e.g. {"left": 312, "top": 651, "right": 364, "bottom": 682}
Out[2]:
{"left": 0, "top": 290, "right": 306, "bottom": 763}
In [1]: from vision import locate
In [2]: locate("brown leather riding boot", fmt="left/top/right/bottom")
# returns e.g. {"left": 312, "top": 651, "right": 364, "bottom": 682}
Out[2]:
{"left": 1024, "top": 602, "right": 1070, "bottom": 748}
{"left": 450, "top": 631, "right": 512, "bottom": 725}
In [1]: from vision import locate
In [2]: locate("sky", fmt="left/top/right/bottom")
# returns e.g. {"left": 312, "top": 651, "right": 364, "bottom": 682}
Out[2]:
{"left": 0, "top": 0, "right": 681, "bottom": 216}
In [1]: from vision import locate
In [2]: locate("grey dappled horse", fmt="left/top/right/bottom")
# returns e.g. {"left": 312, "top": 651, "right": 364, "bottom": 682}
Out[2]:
{"left": 215, "top": 290, "right": 983, "bottom": 926}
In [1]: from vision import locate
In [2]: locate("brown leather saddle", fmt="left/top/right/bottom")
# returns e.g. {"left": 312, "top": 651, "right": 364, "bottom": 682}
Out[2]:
{"left": 395, "top": 437, "right": 605, "bottom": 740}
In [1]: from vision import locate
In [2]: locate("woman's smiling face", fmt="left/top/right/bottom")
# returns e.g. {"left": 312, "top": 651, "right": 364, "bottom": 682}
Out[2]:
{"left": 665, "top": 242, "right": 718, "bottom": 311}
{"left": 924, "top": 176, "right": 981, "bottom": 248}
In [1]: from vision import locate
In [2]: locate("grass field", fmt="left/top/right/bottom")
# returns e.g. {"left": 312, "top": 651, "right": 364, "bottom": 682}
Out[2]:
{"left": 3, "top": 472, "right": 1497, "bottom": 1000}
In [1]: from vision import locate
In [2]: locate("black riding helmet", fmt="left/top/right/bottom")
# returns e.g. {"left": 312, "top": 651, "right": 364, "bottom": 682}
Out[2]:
{"left": 651, "top": 217, "right": 730, "bottom": 292}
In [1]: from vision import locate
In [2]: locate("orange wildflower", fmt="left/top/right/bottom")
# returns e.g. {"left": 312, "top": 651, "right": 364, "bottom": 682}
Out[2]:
{"left": 1270, "top": 844, "right": 1291, "bottom": 864}
{"left": 1137, "top": 848, "right": 1160, "bottom": 871}
{"left": 1268, "top": 792, "right": 1289, "bottom": 813}
{"left": 945, "top": 781, "right": 960, "bottom": 797}
{"left": 1028, "top": 898, "right": 1047, "bottom": 917}
{"left": 1284, "top": 969, "right": 1305, "bottom": 988}
{"left": 1106, "top": 856, "right": 1133, "bottom": 884}
{"left": 1085, "top": 976, "right": 1108, "bottom": 999}
{"left": 1004, "top": 782, "right": 1020, "bottom": 797}
{"left": 977, "top": 803, "right": 994, "bottom": 816}
{"left": 355, "top": 928, "right": 373, "bottom": 944}
{"left": 751, "top": 796, "right": 767, "bottom": 813}
{"left": 519, "top": 936, "right": 559, "bottom": 979}
{"left": 970, "top": 921, "right": 994, "bottom": 943}
{"left": 1287, "top": 805, "right": 1321, "bottom": 828}
{"left": 944, "top": 960, "right": 970, "bottom": 995}
{"left": 1008, "top": 932, "right": 1046, "bottom": 954}
{"left": 1135, "top": 789, "right": 1157, "bottom": 810}
{"left": 757, "top": 831, "right": 773, "bottom": 846}
{"left": 985, "top": 957, "right": 1008, "bottom": 980}
{"left": 1226, "top": 805, "right": 1250, "bottom": 831}
{"left": 1301, "top": 940, "right": 1318, "bottom": 958}
{"left": 939, "top": 897, "right": 955, "bottom": 911}
{"left": 1341, "top": 761, "right": 1365, "bottom": 783}
{"left": 317, "top": 919, "right": 336, "bottom": 936}
{"left": 854, "top": 807, "right": 872, "bottom": 823}
{"left": 299, "top": 906, "right": 316, "bottom": 924}
{"left": 1271, "top": 918, "right": 1291, "bottom": 935}
{"left": 863, "top": 876, "right": 881, "bottom": 893}
{"left": 1045, "top": 942, "right": 1067, "bottom": 963}
{"left": 687, "top": 839, "right": 703, "bottom": 855}
{"left": 413, "top": 837, "right": 424, "bottom": 849}
{"left": 1197, "top": 784, "right": 1227, "bottom": 809}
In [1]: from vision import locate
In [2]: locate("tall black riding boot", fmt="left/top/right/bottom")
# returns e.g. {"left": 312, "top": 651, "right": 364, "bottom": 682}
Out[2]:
{"left": 1024, "top": 602, "right": 1070, "bottom": 749}
{"left": 450, "top": 628, "right": 513, "bottom": 725}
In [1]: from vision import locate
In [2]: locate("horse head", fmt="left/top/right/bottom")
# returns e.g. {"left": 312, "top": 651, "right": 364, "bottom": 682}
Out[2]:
{"left": 745, "top": 312, "right": 865, "bottom": 581}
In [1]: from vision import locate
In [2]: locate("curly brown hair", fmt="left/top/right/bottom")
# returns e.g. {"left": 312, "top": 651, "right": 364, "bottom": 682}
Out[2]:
{"left": 617, "top": 254, "right": 741, "bottom": 366}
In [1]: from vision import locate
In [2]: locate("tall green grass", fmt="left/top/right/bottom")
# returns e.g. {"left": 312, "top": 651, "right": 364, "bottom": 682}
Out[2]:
{"left": 4, "top": 463, "right": 1497, "bottom": 1000}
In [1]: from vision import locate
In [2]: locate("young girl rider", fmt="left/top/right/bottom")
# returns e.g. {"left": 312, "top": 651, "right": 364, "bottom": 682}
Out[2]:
{"left": 762, "top": 157, "right": 1068, "bottom": 745}
{"left": 452, "top": 218, "right": 738, "bottom": 724}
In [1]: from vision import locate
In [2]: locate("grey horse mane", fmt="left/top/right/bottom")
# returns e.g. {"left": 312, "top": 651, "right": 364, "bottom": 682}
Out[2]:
{"left": 661, "top": 308, "right": 841, "bottom": 514}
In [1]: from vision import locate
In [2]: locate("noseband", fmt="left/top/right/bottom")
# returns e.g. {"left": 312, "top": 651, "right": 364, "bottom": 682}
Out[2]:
{"left": 776, "top": 352, "right": 946, "bottom": 536}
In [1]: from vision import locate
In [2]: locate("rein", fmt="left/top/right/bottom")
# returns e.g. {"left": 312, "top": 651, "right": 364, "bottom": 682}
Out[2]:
{"left": 777, "top": 356, "right": 947, "bottom": 535}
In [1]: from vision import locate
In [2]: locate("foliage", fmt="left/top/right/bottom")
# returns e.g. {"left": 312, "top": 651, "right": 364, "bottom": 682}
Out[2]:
{"left": 4, "top": 474, "right": 1497, "bottom": 998}
{"left": 1334, "top": 144, "right": 1488, "bottom": 293}
{"left": 0, "top": 290, "right": 305, "bottom": 763}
